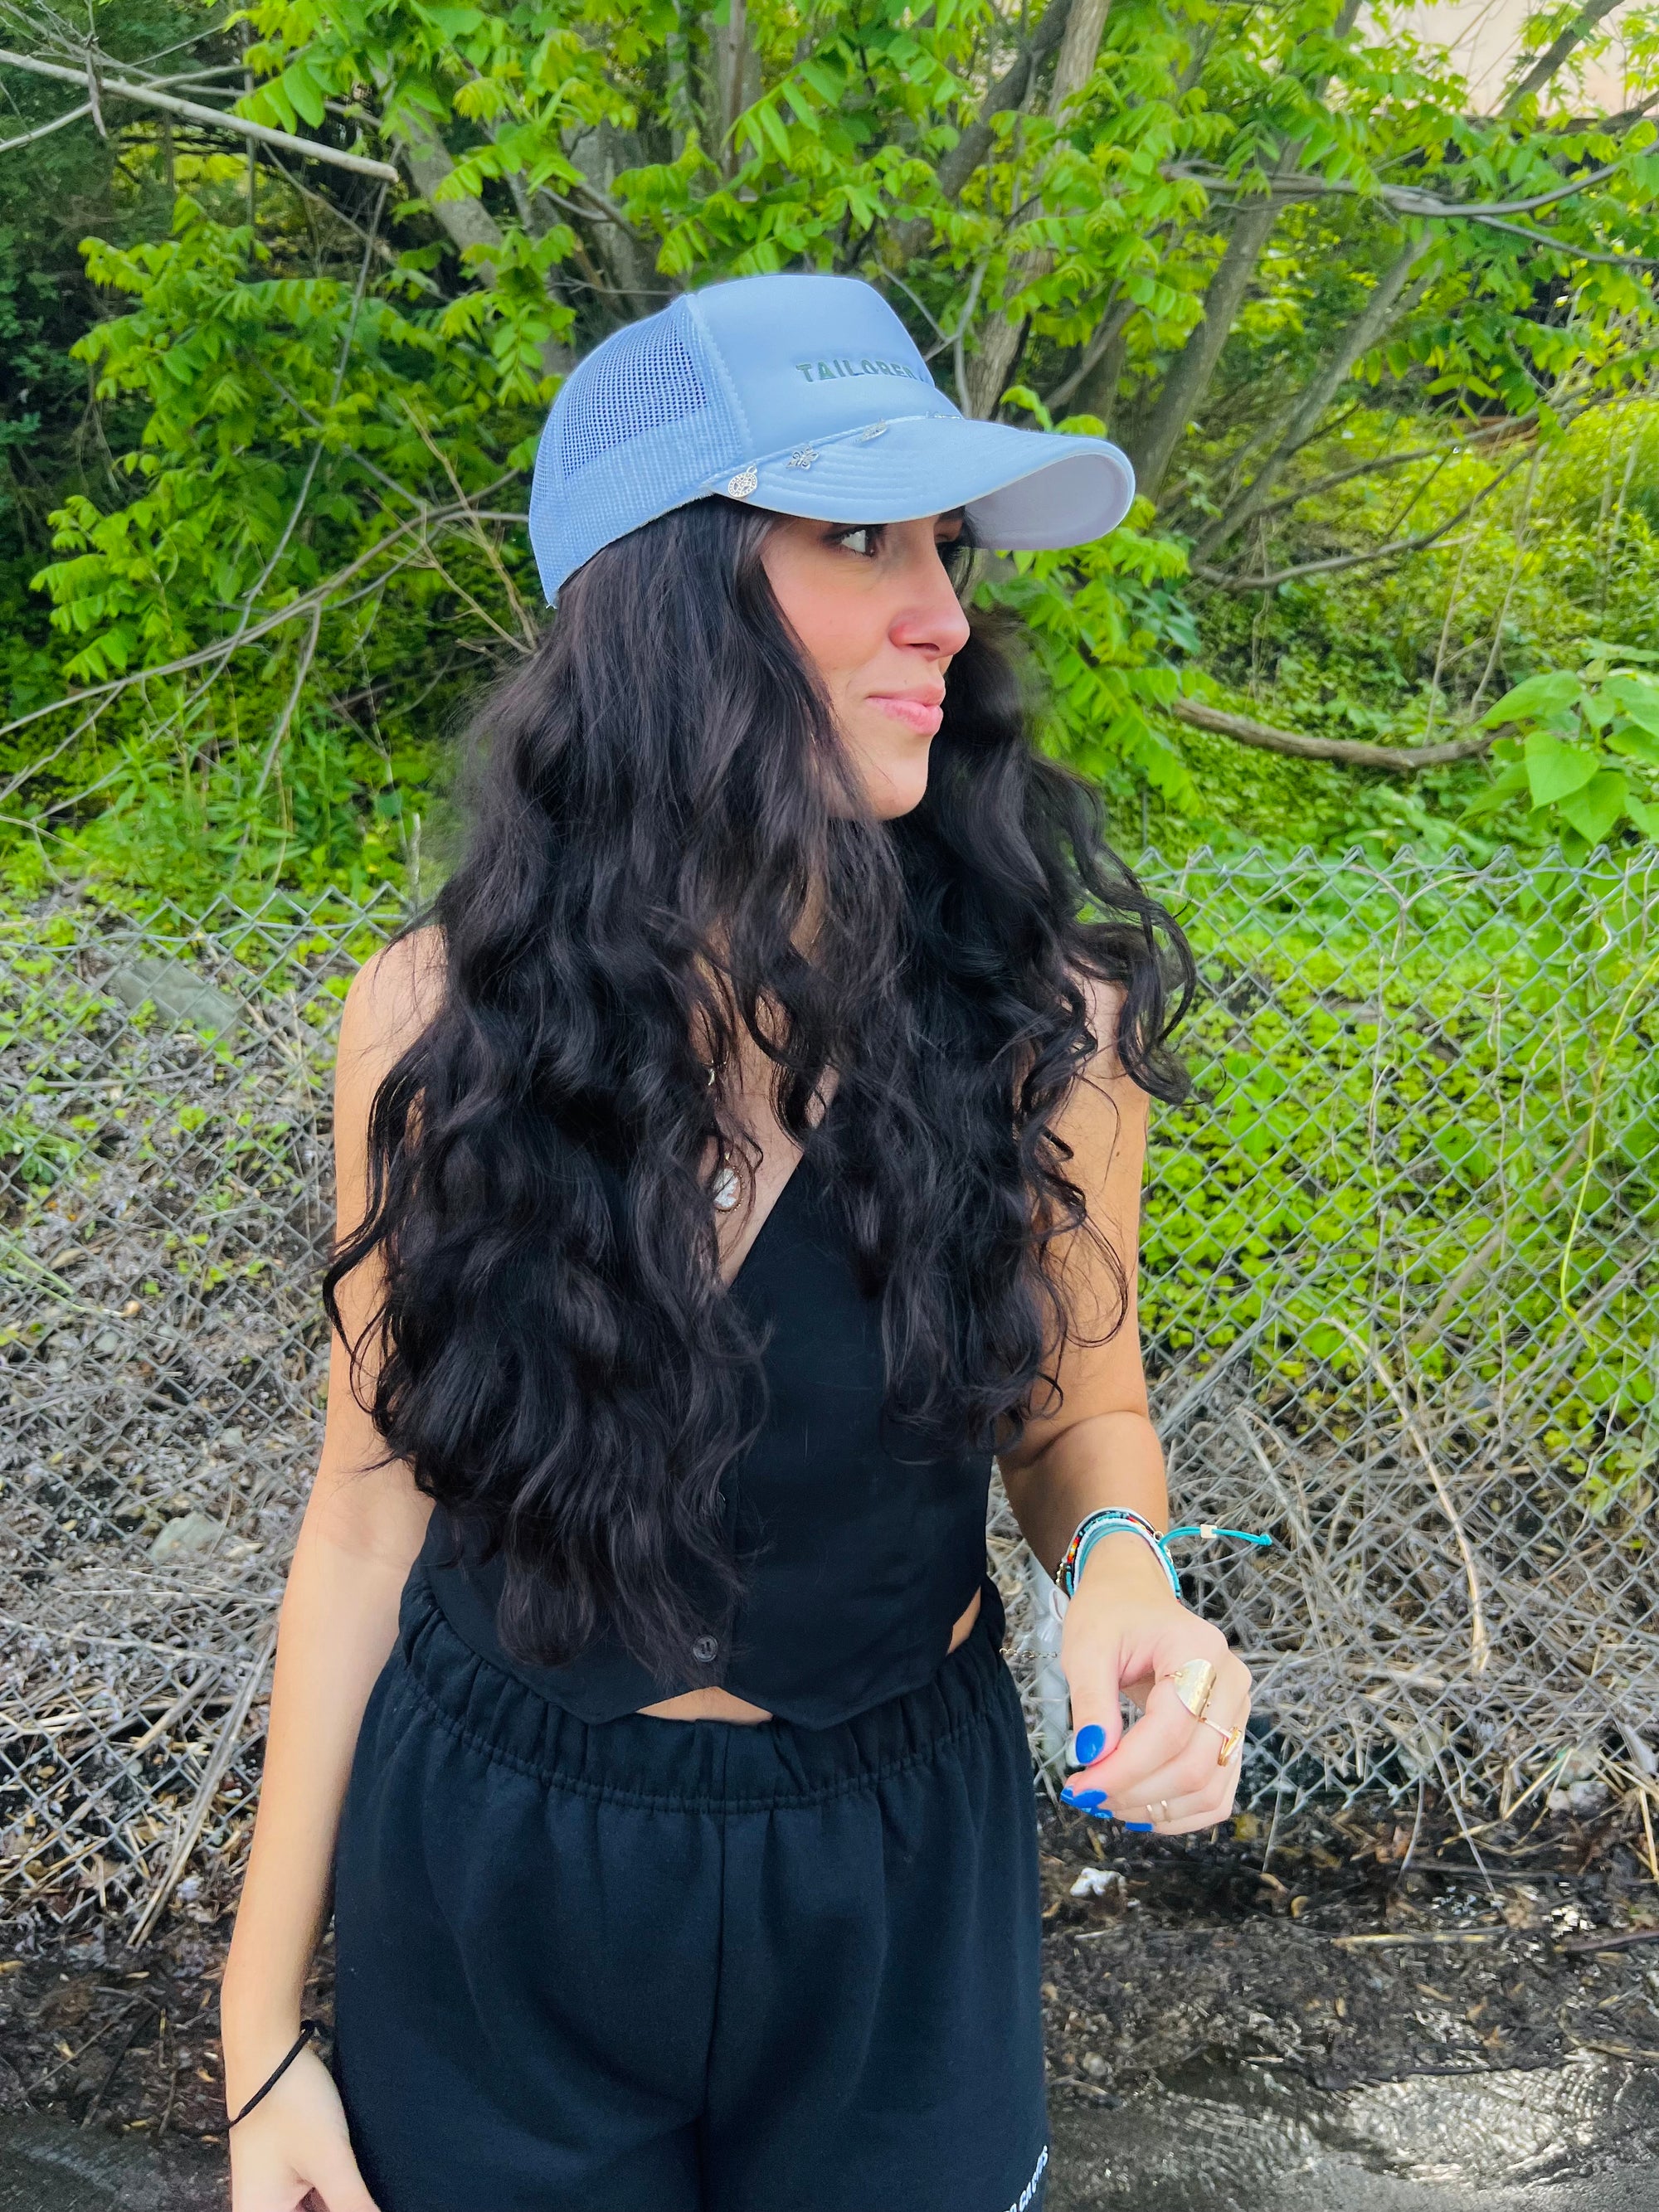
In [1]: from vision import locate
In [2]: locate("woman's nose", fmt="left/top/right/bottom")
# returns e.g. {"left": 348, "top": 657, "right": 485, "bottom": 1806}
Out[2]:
{"left": 892, "top": 553, "right": 971, "bottom": 659}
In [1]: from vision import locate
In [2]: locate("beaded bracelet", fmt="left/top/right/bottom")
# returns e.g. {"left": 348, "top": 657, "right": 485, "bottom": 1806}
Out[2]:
{"left": 1055, "top": 1507, "right": 1272, "bottom": 1601}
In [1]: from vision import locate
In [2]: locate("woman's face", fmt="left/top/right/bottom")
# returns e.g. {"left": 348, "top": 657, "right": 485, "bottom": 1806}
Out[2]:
{"left": 759, "top": 510, "right": 972, "bottom": 819}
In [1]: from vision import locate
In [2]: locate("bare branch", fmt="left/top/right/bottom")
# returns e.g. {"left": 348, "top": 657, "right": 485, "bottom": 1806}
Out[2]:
{"left": 1193, "top": 448, "right": 1538, "bottom": 589}
{"left": 1170, "top": 696, "right": 1498, "bottom": 771}
{"left": 0, "top": 93, "right": 89, "bottom": 151}
{"left": 0, "top": 44, "right": 399, "bottom": 180}
{"left": 246, "top": 601, "right": 322, "bottom": 809}
{"left": 0, "top": 699, "right": 109, "bottom": 808}
{"left": 252, "top": 150, "right": 441, "bottom": 293}
{"left": 1243, "top": 415, "right": 1538, "bottom": 523}
{"left": 1499, "top": 0, "right": 1625, "bottom": 117}
{"left": 1167, "top": 158, "right": 1627, "bottom": 221}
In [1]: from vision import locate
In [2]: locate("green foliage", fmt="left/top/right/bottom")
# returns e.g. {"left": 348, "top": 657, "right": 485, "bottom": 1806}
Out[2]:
{"left": 1141, "top": 853, "right": 1659, "bottom": 1507}
{"left": 1466, "top": 648, "right": 1659, "bottom": 857}
{"left": 3, "top": 1, "right": 1659, "bottom": 898}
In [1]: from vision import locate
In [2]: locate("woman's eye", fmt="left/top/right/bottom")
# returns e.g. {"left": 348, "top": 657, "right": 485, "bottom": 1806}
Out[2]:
{"left": 832, "top": 525, "right": 880, "bottom": 558}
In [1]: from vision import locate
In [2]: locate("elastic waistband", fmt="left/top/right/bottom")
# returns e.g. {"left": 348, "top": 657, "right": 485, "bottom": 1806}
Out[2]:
{"left": 389, "top": 1564, "right": 1014, "bottom": 1813}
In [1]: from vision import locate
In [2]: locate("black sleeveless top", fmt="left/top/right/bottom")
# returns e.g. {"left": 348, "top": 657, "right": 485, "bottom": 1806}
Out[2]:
{"left": 417, "top": 1125, "right": 995, "bottom": 1728}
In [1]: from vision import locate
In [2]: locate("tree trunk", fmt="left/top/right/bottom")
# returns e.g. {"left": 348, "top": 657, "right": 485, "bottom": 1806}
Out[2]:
{"left": 935, "top": 0, "right": 1076, "bottom": 204}
{"left": 891, "top": 0, "right": 1077, "bottom": 265}
{"left": 1120, "top": 189, "right": 1280, "bottom": 503}
{"left": 708, "top": 1, "right": 758, "bottom": 178}
{"left": 1198, "top": 237, "right": 1433, "bottom": 553}
{"left": 962, "top": 0, "right": 1114, "bottom": 419}
{"left": 396, "top": 115, "right": 573, "bottom": 379}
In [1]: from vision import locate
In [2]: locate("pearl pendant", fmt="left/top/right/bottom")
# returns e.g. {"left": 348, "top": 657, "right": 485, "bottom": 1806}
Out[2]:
{"left": 713, "top": 1165, "right": 740, "bottom": 1212}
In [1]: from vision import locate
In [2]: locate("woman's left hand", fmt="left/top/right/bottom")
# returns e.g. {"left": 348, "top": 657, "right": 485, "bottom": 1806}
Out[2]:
{"left": 1058, "top": 1532, "right": 1252, "bottom": 1835}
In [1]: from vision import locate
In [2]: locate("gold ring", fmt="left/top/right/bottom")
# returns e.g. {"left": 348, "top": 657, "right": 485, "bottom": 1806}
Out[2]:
{"left": 1203, "top": 1717, "right": 1245, "bottom": 1766}
{"left": 1163, "top": 1660, "right": 1218, "bottom": 1722}
{"left": 1148, "top": 1799, "right": 1170, "bottom": 1824}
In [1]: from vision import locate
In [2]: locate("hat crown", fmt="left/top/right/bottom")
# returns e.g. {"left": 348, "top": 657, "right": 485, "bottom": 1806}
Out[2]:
{"left": 530, "top": 274, "right": 957, "bottom": 599}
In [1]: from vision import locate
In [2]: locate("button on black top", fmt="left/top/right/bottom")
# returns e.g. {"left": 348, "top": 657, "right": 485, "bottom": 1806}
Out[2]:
{"left": 690, "top": 1635, "right": 719, "bottom": 1665}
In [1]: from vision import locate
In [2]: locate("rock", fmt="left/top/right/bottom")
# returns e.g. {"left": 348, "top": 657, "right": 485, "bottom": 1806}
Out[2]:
{"left": 1547, "top": 1779, "right": 1609, "bottom": 1816}
{"left": 148, "top": 1514, "right": 258, "bottom": 1566}
{"left": 1069, "top": 1867, "right": 1126, "bottom": 1902}
{"left": 103, "top": 956, "right": 241, "bottom": 1040}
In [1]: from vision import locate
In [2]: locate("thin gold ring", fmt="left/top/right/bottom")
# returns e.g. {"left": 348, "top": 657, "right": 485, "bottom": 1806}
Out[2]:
{"left": 1147, "top": 1798, "right": 1170, "bottom": 1824}
{"left": 1202, "top": 1716, "right": 1245, "bottom": 1766}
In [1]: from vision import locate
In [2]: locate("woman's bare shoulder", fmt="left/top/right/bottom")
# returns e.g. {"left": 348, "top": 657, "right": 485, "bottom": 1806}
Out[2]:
{"left": 338, "top": 924, "right": 448, "bottom": 1076}
{"left": 1068, "top": 969, "right": 1137, "bottom": 1104}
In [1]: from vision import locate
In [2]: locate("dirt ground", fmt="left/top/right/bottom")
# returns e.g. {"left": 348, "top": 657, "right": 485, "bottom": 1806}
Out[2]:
{"left": 1038, "top": 1791, "right": 1659, "bottom": 2097}
{"left": 2, "top": 1793, "right": 1657, "bottom": 2200}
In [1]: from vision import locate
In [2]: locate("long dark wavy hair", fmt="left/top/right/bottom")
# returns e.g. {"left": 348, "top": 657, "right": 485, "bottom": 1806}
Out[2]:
{"left": 324, "top": 496, "right": 1196, "bottom": 1684}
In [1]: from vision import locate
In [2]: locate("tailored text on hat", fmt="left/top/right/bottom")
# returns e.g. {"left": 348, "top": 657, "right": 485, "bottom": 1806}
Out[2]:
{"left": 793, "top": 357, "right": 929, "bottom": 384}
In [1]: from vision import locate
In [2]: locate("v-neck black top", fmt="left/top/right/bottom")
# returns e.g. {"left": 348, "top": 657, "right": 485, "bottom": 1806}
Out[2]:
{"left": 416, "top": 1134, "right": 995, "bottom": 1728}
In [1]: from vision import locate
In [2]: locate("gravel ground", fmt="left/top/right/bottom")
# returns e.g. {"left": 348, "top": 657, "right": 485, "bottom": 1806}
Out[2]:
{"left": 2, "top": 1796, "right": 1656, "bottom": 2208}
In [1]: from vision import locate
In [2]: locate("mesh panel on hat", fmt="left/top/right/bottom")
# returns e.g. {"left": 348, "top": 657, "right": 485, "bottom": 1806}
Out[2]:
{"left": 530, "top": 299, "right": 746, "bottom": 600}
{"left": 557, "top": 319, "right": 712, "bottom": 479}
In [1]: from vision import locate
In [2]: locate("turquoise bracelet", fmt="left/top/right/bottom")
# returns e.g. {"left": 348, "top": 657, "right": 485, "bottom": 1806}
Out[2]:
{"left": 1055, "top": 1507, "right": 1272, "bottom": 1601}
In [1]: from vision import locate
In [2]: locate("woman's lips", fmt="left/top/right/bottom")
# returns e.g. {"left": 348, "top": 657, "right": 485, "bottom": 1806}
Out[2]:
{"left": 866, "top": 694, "right": 944, "bottom": 735}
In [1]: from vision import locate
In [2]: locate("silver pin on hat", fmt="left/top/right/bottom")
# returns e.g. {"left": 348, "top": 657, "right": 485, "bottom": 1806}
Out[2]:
{"left": 725, "top": 463, "right": 759, "bottom": 498}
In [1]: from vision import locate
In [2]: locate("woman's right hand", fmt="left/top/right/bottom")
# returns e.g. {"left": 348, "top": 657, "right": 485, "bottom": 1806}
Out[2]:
{"left": 227, "top": 2044, "right": 381, "bottom": 2212}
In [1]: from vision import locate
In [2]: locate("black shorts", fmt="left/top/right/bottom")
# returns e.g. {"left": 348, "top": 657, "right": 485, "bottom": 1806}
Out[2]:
{"left": 332, "top": 1565, "right": 1049, "bottom": 2212}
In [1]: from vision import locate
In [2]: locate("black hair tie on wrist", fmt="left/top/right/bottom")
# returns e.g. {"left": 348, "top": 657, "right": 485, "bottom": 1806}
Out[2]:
{"left": 226, "top": 2019, "right": 324, "bottom": 2129}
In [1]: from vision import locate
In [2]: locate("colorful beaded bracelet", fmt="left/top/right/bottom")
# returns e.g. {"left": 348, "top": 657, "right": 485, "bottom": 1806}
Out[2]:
{"left": 1055, "top": 1507, "right": 1272, "bottom": 1601}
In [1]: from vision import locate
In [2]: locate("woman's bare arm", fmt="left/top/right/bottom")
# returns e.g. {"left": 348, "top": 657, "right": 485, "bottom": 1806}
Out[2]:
{"left": 220, "top": 931, "right": 442, "bottom": 2208}
{"left": 1000, "top": 978, "right": 1252, "bottom": 1833}
{"left": 998, "top": 977, "right": 1167, "bottom": 1568}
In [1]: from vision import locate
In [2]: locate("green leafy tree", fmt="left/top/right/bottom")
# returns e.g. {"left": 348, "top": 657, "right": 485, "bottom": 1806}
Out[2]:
{"left": 2, "top": 0, "right": 1659, "bottom": 895}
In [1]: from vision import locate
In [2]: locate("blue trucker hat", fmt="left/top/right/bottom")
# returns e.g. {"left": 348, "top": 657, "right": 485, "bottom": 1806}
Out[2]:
{"left": 528, "top": 272, "right": 1136, "bottom": 603}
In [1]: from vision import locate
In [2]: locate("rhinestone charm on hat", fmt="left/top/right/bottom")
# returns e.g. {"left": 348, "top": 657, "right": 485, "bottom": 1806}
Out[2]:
{"left": 726, "top": 462, "right": 759, "bottom": 498}
{"left": 855, "top": 420, "right": 888, "bottom": 441}
{"left": 786, "top": 445, "right": 818, "bottom": 470}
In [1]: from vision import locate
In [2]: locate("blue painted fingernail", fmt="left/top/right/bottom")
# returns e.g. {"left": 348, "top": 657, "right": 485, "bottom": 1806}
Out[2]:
{"left": 1069, "top": 1724, "right": 1107, "bottom": 1768}
{"left": 1066, "top": 1778, "right": 1119, "bottom": 1813}
{"left": 1121, "top": 1821, "right": 1155, "bottom": 1833}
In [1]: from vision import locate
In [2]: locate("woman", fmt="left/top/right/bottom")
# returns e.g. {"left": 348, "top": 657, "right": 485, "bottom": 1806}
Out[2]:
{"left": 221, "top": 272, "right": 1253, "bottom": 2212}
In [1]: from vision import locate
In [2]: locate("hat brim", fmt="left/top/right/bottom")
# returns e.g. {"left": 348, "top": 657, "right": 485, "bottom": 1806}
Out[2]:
{"left": 709, "top": 413, "right": 1136, "bottom": 550}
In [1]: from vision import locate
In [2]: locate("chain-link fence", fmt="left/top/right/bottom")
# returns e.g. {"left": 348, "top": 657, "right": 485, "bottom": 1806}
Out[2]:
{"left": 3, "top": 849, "right": 1657, "bottom": 1942}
